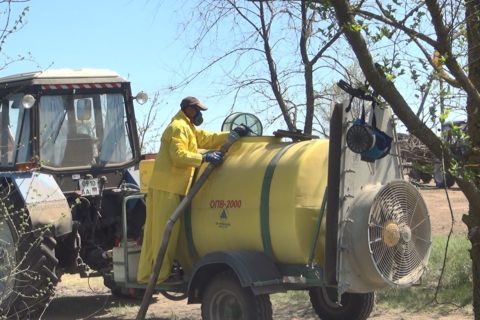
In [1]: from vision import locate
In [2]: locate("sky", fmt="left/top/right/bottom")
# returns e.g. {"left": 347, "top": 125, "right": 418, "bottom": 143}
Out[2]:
{"left": 1, "top": 0, "right": 239, "bottom": 143}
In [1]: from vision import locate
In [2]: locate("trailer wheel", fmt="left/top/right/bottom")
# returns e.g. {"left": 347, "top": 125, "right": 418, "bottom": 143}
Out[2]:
{"left": 309, "top": 288, "right": 374, "bottom": 320}
{"left": 0, "top": 197, "right": 58, "bottom": 318}
{"left": 201, "top": 272, "right": 272, "bottom": 320}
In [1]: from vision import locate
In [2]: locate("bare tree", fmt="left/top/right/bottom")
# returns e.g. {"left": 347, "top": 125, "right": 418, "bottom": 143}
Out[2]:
{"left": 0, "top": 1, "right": 31, "bottom": 71}
{"left": 136, "top": 91, "right": 163, "bottom": 153}
{"left": 327, "top": 0, "right": 480, "bottom": 317}
{"left": 175, "top": 0, "right": 351, "bottom": 135}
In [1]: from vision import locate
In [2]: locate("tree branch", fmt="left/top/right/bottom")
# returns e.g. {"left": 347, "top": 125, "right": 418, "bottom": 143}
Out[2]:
{"left": 425, "top": 0, "right": 480, "bottom": 108}
{"left": 330, "top": 0, "right": 480, "bottom": 211}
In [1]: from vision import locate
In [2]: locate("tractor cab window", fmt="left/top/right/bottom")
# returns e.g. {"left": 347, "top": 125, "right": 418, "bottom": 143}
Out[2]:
{"left": 0, "top": 94, "right": 29, "bottom": 167}
{"left": 39, "top": 92, "right": 134, "bottom": 168}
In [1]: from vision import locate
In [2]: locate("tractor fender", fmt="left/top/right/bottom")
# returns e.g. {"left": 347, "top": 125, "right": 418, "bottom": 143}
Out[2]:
{"left": 187, "top": 250, "right": 284, "bottom": 303}
{"left": 10, "top": 172, "right": 72, "bottom": 236}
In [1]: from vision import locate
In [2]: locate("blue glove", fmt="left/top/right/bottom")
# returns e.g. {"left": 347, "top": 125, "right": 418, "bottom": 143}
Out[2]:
{"left": 203, "top": 151, "right": 224, "bottom": 165}
{"left": 233, "top": 125, "right": 250, "bottom": 137}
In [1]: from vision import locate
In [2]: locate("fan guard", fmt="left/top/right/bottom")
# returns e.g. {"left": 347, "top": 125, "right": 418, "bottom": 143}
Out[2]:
{"left": 221, "top": 112, "right": 263, "bottom": 136}
{"left": 368, "top": 180, "right": 431, "bottom": 285}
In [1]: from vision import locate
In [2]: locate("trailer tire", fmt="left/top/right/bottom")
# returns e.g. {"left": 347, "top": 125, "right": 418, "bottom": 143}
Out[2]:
{"left": 201, "top": 272, "right": 272, "bottom": 320}
{"left": 309, "top": 288, "right": 374, "bottom": 320}
{"left": 0, "top": 197, "right": 58, "bottom": 319}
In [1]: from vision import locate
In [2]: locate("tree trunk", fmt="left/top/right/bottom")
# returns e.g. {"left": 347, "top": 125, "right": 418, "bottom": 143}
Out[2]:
{"left": 463, "top": 211, "right": 480, "bottom": 319}
{"left": 472, "top": 234, "right": 480, "bottom": 320}
{"left": 300, "top": 0, "right": 314, "bottom": 135}
{"left": 466, "top": 2, "right": 480, "bottom": 317}
{"left": 466, "top": 0, "right": 480, "bottom": 157}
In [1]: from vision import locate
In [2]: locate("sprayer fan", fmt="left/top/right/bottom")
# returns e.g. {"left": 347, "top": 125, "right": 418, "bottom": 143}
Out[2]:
{"left": 368, "top": 180, "right": 431, "bottom": 285}
{"left": 221, "top": 112, "right": 263, "bottom": 136}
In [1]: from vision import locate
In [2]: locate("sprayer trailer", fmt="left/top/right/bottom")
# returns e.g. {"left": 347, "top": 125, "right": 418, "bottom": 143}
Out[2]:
{"left": 116, "top": 98, "right": 432, "bottom": 320}
{"left": 0, "top": 68, "right": 431, "bottom": 319}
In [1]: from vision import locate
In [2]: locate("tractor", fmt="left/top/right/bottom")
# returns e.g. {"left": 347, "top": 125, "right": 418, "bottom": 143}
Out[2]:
{"left": 0, "top": 69, "right": 147, "bottom": 317}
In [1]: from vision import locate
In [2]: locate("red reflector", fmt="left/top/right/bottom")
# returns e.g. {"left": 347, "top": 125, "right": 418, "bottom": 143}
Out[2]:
{"left": 15, "top": 162, "right": 37, "bottom": 171}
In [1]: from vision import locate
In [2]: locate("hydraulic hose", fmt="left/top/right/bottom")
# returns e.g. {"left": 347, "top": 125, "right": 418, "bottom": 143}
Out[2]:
{"left": 136, "top": 131, "right": 240, "bottom": 320}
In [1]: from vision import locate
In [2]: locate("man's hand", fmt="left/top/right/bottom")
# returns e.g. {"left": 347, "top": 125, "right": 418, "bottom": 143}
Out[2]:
{"left": 203, "top": 151, "right": 224, "bottom": 165}
{"left": 233, "top": 125, "right": 250, "bottom": 137}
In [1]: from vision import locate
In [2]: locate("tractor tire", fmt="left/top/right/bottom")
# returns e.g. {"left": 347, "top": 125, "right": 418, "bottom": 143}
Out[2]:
{"left": 445, "top": 173, "right": 455, "bottom": 188}
{"left": 201, "top": 272, "right": 272, "bottom": 320}
{"left": 309, "top": 287, "right": 374, "bottom": 320}
{"left": 0, "top": 196, "right": 58, "bottom": 319}
{"left": 434, "top": 171, "right": 455, "bottom": 188}
{"left": 409, "top": 168, "right": 432, "bottom": 184}
{"left": 408, "top": 168, "right": 421, "bottom": 181}
{"left": 419, "top": 171, "right": 432, "bottom": 184}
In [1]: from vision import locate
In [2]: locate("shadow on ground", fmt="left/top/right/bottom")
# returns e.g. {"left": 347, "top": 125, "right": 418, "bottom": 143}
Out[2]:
{"left": 42, "top": 295, "right": 161, "bottom": 320}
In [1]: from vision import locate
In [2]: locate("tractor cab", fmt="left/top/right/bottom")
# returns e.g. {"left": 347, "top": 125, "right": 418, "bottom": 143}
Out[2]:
{"left": 0, "top": 69, "right": 146, "bottom": 192}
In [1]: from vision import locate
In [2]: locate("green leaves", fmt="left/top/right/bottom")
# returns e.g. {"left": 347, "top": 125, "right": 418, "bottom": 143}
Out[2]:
{"left": 439, "top": 108, "right": 451, "bottom": 123}
{"left": 348, "top": 22, "right": 364, "bottom": 32}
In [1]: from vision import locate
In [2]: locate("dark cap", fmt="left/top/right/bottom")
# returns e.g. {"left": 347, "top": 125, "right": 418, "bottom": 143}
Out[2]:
{"left": 180, "top": 96, "right": 208, "bottom": 111}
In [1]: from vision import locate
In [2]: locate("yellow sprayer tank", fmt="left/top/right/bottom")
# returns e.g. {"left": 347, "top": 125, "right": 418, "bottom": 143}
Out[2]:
{"left": 132, "top": 105, "right": 432, "bottom": 320}
{"left": 183, "top": 136, "right": 328, "bottom": 266}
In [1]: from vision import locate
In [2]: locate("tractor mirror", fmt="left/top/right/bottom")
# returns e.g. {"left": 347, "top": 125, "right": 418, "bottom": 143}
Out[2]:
{"left": 135, "top": 91, "right": 148, "bottom": 105}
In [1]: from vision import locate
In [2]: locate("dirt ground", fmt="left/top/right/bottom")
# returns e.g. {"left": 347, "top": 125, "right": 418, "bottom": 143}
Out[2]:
{"left": 41, "top": 185, "right": 471, "bottom": 320}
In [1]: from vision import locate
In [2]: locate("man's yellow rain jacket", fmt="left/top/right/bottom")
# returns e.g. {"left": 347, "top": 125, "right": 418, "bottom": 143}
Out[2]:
{"left": 149, "top": 110, "right": 229, "bottom": 195}
{"left": 137, "top": 110, "right": 228, "bottom": 284}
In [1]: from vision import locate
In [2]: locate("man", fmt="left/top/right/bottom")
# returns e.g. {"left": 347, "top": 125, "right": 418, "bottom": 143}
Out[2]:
{"left": 137, "top": 96, "right": 248, "bottom": 284}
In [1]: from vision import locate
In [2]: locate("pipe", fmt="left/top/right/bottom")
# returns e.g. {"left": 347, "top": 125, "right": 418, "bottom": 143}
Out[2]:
{"left": 136, "top": 131, "right": 240, "bottom": 320}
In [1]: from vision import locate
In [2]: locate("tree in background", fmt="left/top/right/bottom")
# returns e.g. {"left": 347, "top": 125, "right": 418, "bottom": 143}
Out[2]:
{"left": 137, "top": 91, "right": 163, "bottom": 153}
{"left": 0, "top": 1, "right": 31, "bottom": 70}
{"left": 177, "top": 0, "right": 360, "bottom": 136}
{"left": 0, "top": 2, "right": 60, "bottom": 317}
{"left": 327, "top": 0, "right": 480, "bottom": 317}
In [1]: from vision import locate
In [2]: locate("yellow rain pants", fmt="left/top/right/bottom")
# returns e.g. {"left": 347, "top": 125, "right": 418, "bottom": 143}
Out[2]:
{"left": 137, "top": 189, "right": 181, "bottom": 283}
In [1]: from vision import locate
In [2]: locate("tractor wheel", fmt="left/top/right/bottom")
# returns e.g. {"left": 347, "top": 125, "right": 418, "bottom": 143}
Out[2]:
{"left": 309, "top": 287, "right": 374, "bottom": 320}
{"left": 0, "top": 197, "right": 58, "bottom": 318}
{"left": 419, "top": 171, "right": 432, "bottom": 184}
{"left": 409, "top": 168, "right": 432, "bottom": 184}
{"left": 434, "top": 171, "right": 455, "bottom": 188}
{"left": 201, "top": 272, "right": 272, "bottom": 320}
{"left": 408, "top": 168, "right": 421, "bottom": 181}
{"left": 445, "top": 173, "right": 455, "bottom": 188}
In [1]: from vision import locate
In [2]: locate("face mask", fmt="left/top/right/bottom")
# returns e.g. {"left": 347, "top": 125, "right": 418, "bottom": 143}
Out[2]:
{"left": 192, "top": 110, "right": 203, "bottom": 126}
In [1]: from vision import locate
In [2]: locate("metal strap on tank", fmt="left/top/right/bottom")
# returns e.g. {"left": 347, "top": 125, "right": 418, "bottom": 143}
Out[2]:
{"left": 260, "top": 143, "right": 296, "bottom": 258}
{"left": 308, "top": 187, "right": 328, "bottom": 267}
